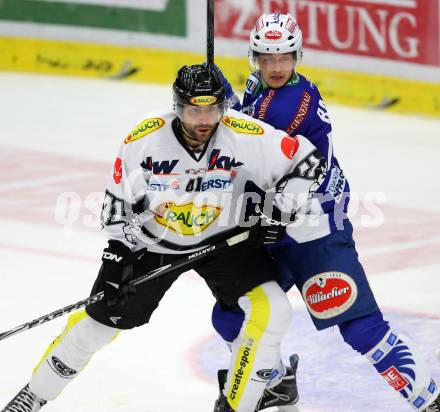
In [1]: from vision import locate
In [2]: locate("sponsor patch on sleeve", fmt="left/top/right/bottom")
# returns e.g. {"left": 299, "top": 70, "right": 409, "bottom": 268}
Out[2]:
{"left": 325, "top": 166, "right": 346, "bottom": 203}
{"left": 302, "top": 272, "right": 358, "bottom": 319}
{"left": 245, "top": 73, "right": 262, "bottom": 96}
{"left": 221, "top": 116, "right": 264, "bottom": 135}
{"left": 113, "top": 157, "right": 122, "bottom": 184}
{"left": 124, "top": 117, "right": 165, "bottom": 144}
{"left": 281, "top": 135, "right": 299, "bottom": 160}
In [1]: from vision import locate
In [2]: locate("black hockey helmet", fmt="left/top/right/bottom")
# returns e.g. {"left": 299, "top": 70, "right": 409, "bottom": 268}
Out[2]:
{"left": 173, "top": 64, "right": 227, "bottom": 109}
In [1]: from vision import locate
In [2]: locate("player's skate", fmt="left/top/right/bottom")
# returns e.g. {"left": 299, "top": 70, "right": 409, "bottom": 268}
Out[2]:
{"left": 214, "top": 354, "right": 300, "bottom": 412}
{"left": 213, "top": 392, "right": 235, "bottom": 412}
{"left": 2, "top": 384, "right": 47, "bottom": 412}
{"left": 424, "top": 393, "right": 440, "bottom": 411}
{"left": 256, "top": 354, "right": 300, "bottom": 412}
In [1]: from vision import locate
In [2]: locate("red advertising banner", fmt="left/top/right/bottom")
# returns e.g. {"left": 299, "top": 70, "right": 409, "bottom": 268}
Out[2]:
{"left": 215, "top": 0, "right": 440, "bottom": 66}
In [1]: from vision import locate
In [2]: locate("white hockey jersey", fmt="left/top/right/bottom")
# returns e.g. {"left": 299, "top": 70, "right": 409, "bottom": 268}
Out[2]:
{"left": 101, "top": 109, "right": 326, "bottom": 254}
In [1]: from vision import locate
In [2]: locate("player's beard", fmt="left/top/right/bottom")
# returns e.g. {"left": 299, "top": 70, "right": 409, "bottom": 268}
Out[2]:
{"left": 181, "top": 122, "right": 217, "bottom": 149}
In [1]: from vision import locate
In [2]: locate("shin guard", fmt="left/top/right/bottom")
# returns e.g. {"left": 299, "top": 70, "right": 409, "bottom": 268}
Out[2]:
{"left": 224, "top": 281, "right": 292, "bottom": 412}
{"left": 365, "top": 329, "right": 439, "bottom": 410}
{"left": 30, "top": 310, "right": 119, "bottom": 401}
{"left": 340, "top": 312, "right": 439, "bottom": 411}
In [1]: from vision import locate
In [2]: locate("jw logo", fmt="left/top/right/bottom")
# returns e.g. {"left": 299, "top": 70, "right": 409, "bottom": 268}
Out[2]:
{"left": 208, "top": 149, "right": 243, "bottom": 171}
{"left": 141, "top": 157, "right": 179, "bottom": 175}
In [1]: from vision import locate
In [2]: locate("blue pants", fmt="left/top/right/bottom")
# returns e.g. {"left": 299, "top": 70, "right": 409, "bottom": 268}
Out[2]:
{"left": 211, "top": 221, "right": 438, "bottom": 410}
{"left": 212, "top": 220, "right": 379, "bottom": 339}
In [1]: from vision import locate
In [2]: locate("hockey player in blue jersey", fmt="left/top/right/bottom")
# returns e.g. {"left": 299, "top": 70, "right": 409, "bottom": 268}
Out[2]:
{"left": 212, "top": 12, "right": 440, "bottom": 412}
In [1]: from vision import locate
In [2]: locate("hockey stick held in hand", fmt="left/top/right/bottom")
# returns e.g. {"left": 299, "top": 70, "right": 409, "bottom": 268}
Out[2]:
{"left": 0, "top": 230, "right": 249, "bottom": 342}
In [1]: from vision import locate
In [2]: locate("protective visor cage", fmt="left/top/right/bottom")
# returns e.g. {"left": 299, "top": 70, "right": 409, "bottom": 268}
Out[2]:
{"left": 249, "top": 12, "right": 303, "bottom": 71}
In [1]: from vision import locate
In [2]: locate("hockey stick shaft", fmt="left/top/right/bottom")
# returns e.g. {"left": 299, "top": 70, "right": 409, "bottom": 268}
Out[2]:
{"left": 0, "top": 231, "right": 249, "bottom": 342}
{"left": 207, "top": 0, "right": 215, "bottom": 68}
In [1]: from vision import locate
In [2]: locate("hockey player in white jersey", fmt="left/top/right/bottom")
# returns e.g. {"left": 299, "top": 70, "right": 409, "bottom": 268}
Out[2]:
{"left": 3, "top": 64, "right": 327, "bottom": 412}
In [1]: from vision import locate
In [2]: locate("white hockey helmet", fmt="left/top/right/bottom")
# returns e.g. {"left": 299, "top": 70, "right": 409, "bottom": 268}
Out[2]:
{"left": 249, "top": 13, "right": 303, "bottom": 70}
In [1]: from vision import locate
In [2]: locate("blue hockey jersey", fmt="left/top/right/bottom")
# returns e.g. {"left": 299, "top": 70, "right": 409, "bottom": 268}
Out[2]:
{"left": 240, "top": 72, "right": 350, "bottom": 243}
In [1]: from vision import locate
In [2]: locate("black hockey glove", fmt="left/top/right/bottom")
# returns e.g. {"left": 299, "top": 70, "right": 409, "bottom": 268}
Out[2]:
{"left": 248, "top": 204, "right": 290, "bottom": 248}
{"left": 100, "top": 240, "right": 137, "bottom": 307}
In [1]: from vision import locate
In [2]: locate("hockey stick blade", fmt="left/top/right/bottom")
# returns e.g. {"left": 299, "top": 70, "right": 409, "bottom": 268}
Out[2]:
{"left": 0, "top": 230, "right": 249, "bottom": 342}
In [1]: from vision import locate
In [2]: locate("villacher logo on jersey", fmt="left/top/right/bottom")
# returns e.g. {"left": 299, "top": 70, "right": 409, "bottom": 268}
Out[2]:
{"left": 302, "top": 272, "right": 358, "bottom": 320}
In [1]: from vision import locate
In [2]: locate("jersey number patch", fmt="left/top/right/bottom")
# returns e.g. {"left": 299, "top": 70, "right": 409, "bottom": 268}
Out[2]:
{"left": 317, "top": 100, "right": 331, "bottom": 124}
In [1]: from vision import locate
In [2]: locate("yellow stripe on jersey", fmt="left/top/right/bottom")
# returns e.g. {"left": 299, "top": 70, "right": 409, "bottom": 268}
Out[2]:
{"left": 32, "top": 310, "right": 88, "bottom": 374}
{"left": 227, "top": 285, "right": 271, "bottom": 410}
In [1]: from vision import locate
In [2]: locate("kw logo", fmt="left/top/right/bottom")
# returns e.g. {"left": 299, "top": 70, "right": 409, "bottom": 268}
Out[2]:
{"left": 222, "top": 116, "right": 264, "bottom": 135}
{"left": 124, "top": 118, "right": 165, "bottom": 144}
{"left": 141, "top": 156, "right": 179, "bottom": 175}
{"left": 208, "top": 149, "right": 243, "bottom": 171}
{"left": 155, "top": 203, "right": 221, "bottom": 235}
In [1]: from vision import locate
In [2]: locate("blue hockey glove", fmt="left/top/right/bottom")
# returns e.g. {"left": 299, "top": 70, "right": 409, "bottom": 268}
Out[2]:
{"left": 205, "top": 63, "right": 241, "bottom": 110}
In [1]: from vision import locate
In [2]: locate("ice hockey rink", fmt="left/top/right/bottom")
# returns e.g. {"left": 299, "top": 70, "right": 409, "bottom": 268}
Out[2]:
{"left": 0, "top": 72, "right": 440, "bottom": 412}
